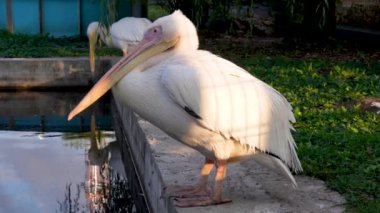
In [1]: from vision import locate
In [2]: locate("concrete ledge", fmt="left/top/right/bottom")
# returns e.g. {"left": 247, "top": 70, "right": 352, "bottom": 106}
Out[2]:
{"left": 0, "top": 57, "right": 119, "bottom": 89}
{"left": 113, "top": 98, "right": 346, "bottom": 213}
{"left": 113, "top": 99, "right": 176, "bottom": 213}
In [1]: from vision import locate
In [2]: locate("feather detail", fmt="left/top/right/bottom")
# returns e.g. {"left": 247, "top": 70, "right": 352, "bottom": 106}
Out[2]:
{"left": 252, "top": 152, "right": 298, "bottom": 187}
{"left": 110, "top": 17, "right": 152, "bottom": 52}
{"left": 161, "top": 50, "right": 302, "bottom": 172}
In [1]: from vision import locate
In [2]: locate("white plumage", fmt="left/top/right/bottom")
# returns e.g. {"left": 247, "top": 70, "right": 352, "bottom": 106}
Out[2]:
{"left": 159, "top": 51, "right": 301, "bottom": 169}
{"left": 70, "top": 10, "right": 302, "bottom": 207}
{"left": 114, "top": 48, "right": 301, "bottom": 176}
{"left": 87, "top": 17, "right": 151, "bottom": 71}
{"left": 110, "top": 17, "right": 151, "bottom": 52}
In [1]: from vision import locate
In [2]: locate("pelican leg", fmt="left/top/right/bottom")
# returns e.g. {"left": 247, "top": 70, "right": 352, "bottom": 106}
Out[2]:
{"left": 164, "top": 158, "right": 213, "bottom": 198}
{"left": 173, "top": 159, "right": 232, "bottom": 207}
{"left": 213, "top": 159, "right": 231, "bottom": 203}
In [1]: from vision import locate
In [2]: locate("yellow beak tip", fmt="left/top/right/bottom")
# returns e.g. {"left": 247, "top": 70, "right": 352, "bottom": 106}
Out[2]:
{"left": 67, "top": 113, "right": 74, "bottom": 121}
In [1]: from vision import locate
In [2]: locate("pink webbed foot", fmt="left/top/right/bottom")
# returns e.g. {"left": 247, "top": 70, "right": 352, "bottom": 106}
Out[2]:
{"left": 164, "top": 184, "right": 211, "bottom": 198}
{"left": 173, "top": 196, "right": 232, "bottom": 207}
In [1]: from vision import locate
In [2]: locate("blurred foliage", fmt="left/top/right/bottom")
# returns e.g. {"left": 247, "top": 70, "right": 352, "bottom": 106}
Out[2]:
{"left": 148, "top": 4, "right": 170, "bottom": 20}
{"left": 284, "top": 0, "right": 331, "bottom": 28}
{"left": 154, "top": 0, "right": 336, "bottom": 38}
{"left": 340, "top": 4, "right": 380, "bottom": 30}
{"left": 275, "top": 0, "right": 336, "bottom": 39}
{"left": 100, "top": 0, "right": 124, "bottom": 27}
{"left": 154, "top": 0, "right": 249, "bottom": 29}
{"left": 155, "top": 0, "right": 210, "bottom": 27}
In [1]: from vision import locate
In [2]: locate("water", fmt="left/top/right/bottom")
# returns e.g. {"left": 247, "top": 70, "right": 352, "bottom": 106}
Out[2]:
{"left": 0, "top": 91, "right": 112, "bottom": 132}
{"left": 0, "top": 92, "right": 135, "bottom": 213}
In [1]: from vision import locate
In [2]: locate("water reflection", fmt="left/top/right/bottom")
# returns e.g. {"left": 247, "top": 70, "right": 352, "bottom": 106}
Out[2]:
{"left": 57, "top": 115, "right": 135, "bottom": 213}
{"left": 0, "top": 92, "right": 135, "bottom": 213}
{"left": 0, "top": 91, "right": 112, "bottom": 132}
{"left": 85, "top": 115, "right": 111, "bottom": 212}
{"left": 58, "top": 172, "right": 134, "bottom": 213}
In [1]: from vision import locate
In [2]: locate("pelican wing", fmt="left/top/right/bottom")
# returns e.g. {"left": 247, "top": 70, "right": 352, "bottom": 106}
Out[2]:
{"left": 111, "top": 17, "right": 152, "bottom": 48}
{"left": 161, "top": 50, "right": 301, "bottom": 172}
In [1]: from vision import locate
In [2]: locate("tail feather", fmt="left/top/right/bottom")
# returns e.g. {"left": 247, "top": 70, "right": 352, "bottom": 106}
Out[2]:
{"left": 252, "top": 152, "right": 298, "bottom": 188}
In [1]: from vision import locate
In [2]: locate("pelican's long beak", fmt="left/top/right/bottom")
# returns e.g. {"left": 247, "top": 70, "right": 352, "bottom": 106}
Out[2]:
{"left": 89, "top": 32, "right": 98, "bottom": 72}
{"left": 68, "top": 35, "right": 178, "bottom": 121}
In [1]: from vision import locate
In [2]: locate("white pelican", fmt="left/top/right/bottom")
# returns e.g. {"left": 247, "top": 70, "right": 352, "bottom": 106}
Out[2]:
{"left": 87, "top": 17, "right": 152, "bottom": 72}
{"left": 69, "top": 11, "right": 302, "bottom": 207}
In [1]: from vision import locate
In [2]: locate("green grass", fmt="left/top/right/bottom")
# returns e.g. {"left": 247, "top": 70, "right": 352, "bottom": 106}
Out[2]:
{"left": 0, "top": 30, "right": 379, "bottom": 212}
{"left": 0, "top": 4, "right": 170, "bottom": 57}
{"left": 237, "top": 55, "right": 380, "bottom": 212}
{"left": 148, "top": 4, "right": 170, "bottom": 21}
{"left": 0, "top": 30, "right": 120, "bottom": 58}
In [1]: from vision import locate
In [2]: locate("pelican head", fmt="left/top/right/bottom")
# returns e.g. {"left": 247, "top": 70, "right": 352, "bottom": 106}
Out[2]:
{"left": 154, "top": 10, "right": 199, "bottom": 51}
{"left": 87, "top": 22, "right": 112, "bottom": 72}
{"left": 68, "top": 11, "right": 198, "bottom": 120}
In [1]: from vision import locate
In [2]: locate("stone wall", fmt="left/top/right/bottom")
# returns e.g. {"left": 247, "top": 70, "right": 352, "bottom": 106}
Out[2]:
{"left": 0, "top": 57, "right": 118, "bottom": 89}
{"left": 337, "top": 0, "right": 380, "bottom": 29}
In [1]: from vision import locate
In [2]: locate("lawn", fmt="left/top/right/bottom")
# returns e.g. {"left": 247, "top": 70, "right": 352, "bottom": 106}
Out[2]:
{"left": 204, "top": 38, "right": 380, "bottom": 212}
{"left": 242, "top": 54, "right": 379, "bottom": 212}
{"left": 0, "top": 30, "right": 379, "bottom": 212}
{"left": 0, "top": 30, "right": 120, "bottom": 58}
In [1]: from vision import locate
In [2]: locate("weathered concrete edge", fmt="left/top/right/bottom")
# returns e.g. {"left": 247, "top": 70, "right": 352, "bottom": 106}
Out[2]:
{"left": 113, "top": 98, "right": 177, "bottom": 213}
{"left": 0, "top": 57, "right": 120, "bottom": 89}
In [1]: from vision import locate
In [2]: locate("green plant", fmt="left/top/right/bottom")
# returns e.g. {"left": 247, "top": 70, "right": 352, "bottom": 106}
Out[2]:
{"left": 239, "top": 55, "right": 380, "bottom": 212}
{"left": 282, "top": 0, "right": 336, "bottom": 38}
{"left": 148, "top": 4, "right": 170, "bottom": 20}
{"left": 315, "top": 0, "right": 330, "bottom": 29}
{"left": 100, "top": 0, "right": 121, "bottom": 27}
{"left": 155, "top": 0, "right": 209, "bottom": 27}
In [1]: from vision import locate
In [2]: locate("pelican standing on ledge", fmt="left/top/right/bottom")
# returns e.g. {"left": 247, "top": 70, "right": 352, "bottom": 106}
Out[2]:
{"left": 87, "top": 17, "right": 151, "bottom": 72}
{"left": 69, "top": 11, "right": 302, "bottom": 207}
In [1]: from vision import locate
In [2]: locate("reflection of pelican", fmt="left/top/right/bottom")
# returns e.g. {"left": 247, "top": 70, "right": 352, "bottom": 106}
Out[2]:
{"left": 88, "top": 115, "right": 109, "bottom": 165}
{"left": 84, "top": 114, "right": 129, "bottom": 212}
{"left": 85, "top": 114, "right": 109, "bottom": 212}
{"left": 87, "top": 17, "right": 152, "bottom": 72}
{"left": 69, "top": 11, "right": 302, "bottom": 207}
